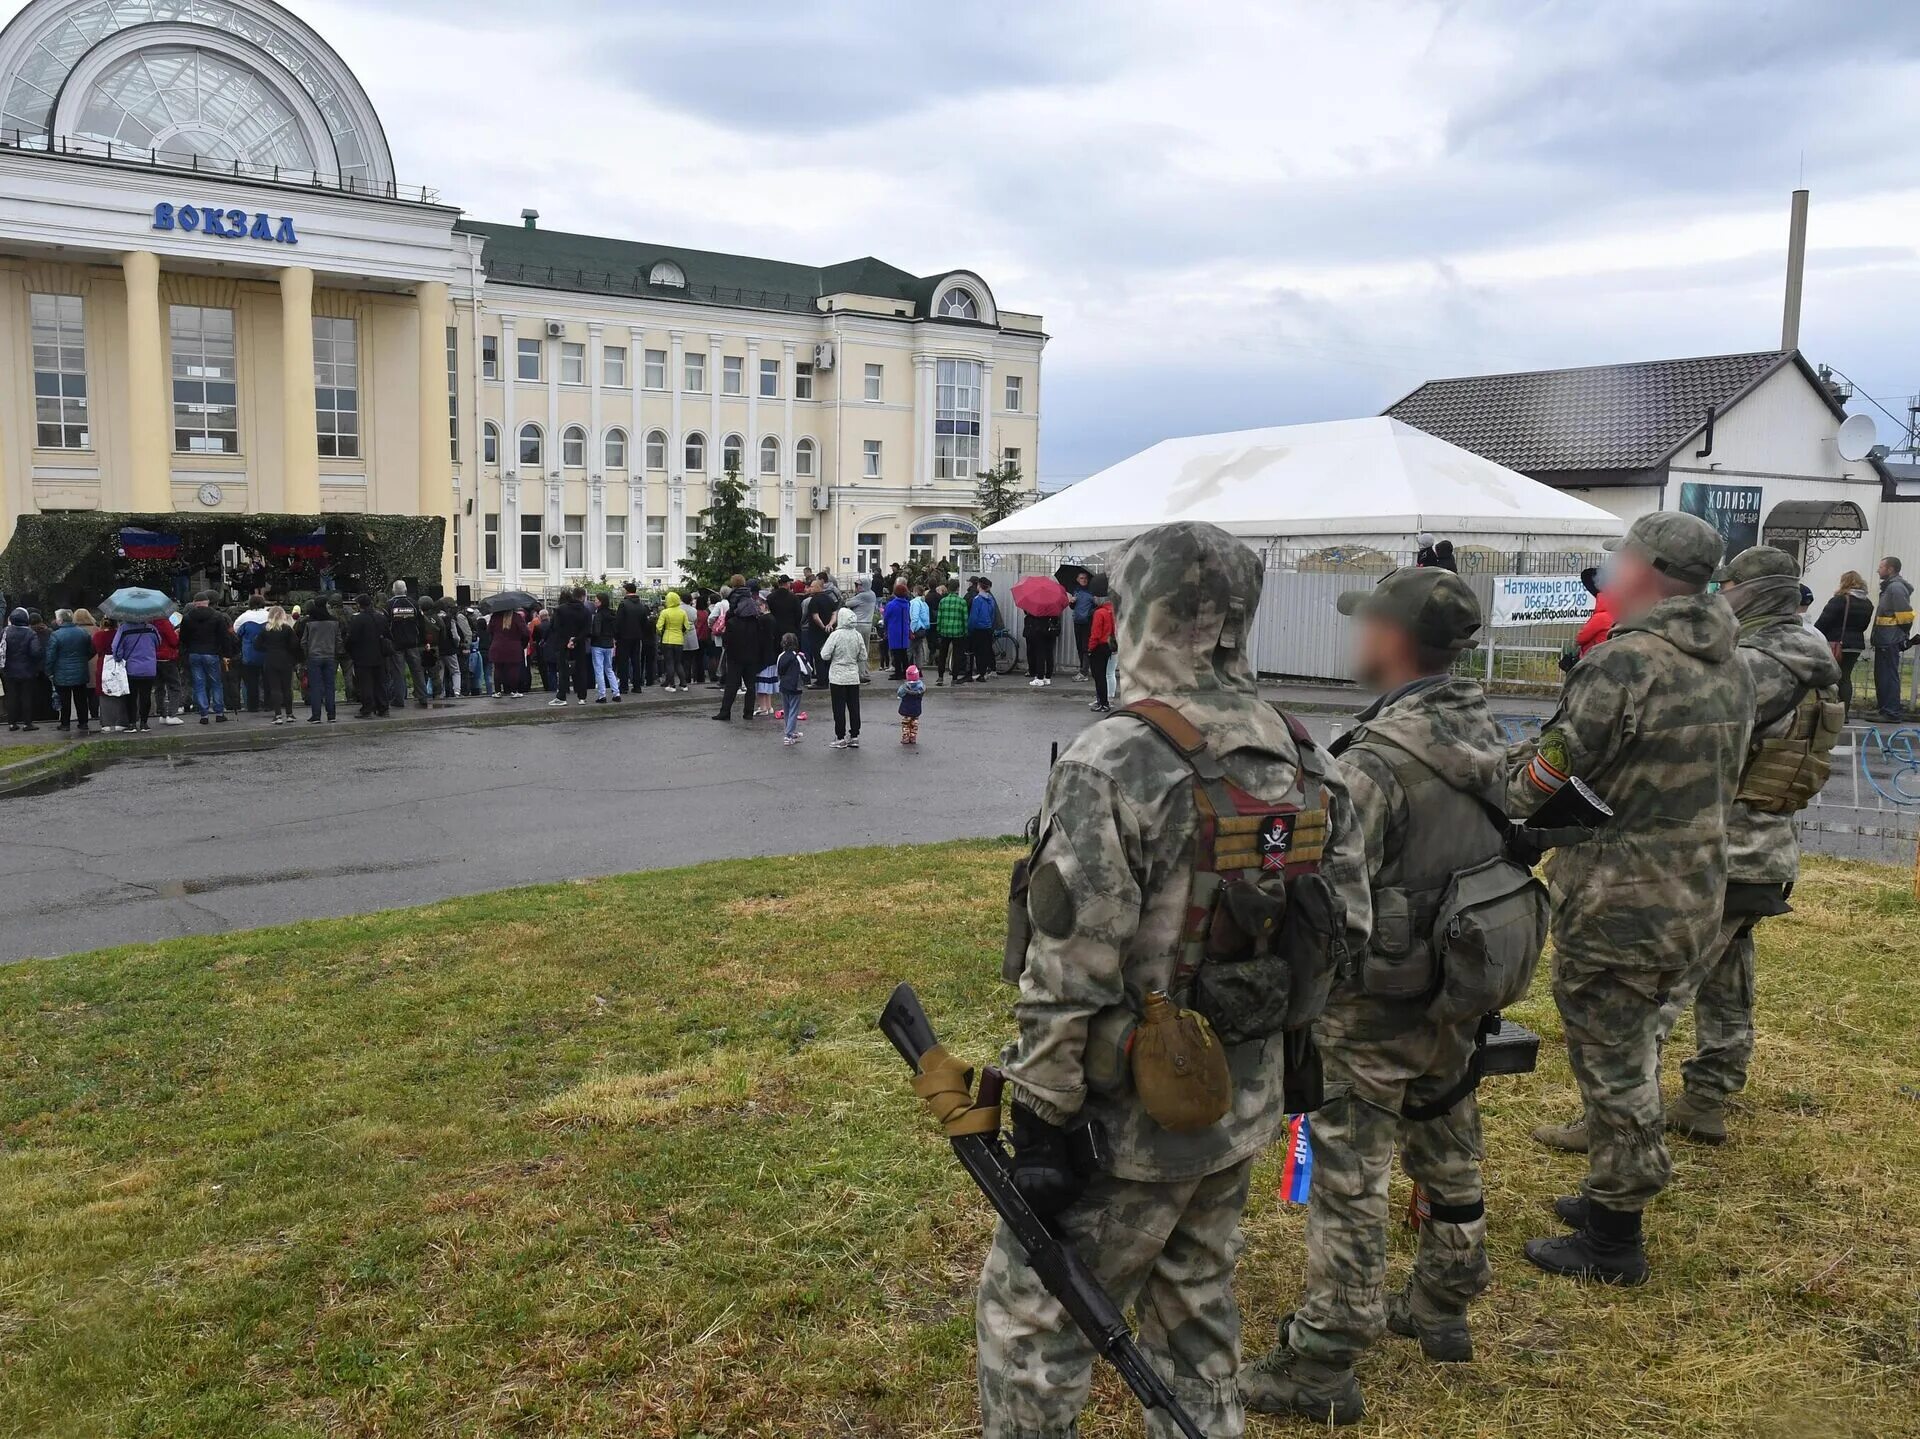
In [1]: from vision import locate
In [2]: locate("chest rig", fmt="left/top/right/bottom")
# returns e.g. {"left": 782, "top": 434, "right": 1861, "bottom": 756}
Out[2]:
{"left": 1117, "top": 698, "right": 1335, "bottom": 1044}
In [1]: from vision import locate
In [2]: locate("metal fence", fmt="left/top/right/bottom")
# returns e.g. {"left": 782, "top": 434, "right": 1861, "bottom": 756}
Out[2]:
{"left": 984, "top": 545, "right": 1605, "bottom": 688}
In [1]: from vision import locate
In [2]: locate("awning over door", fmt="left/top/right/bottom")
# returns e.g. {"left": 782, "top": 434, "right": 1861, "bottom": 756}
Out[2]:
{"left": 1762, "top": 499, "right": 1867, "bottom": 539}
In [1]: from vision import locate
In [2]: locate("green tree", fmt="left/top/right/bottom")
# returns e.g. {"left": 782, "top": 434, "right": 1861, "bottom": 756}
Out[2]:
{"left": 679, "top": 462, "right": 784, "bottom": 591}
{"left": 974, "top": 459, "right": 1032, "bottom": 529}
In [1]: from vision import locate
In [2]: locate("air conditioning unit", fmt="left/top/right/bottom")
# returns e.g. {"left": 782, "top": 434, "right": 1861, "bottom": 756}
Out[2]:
{"left": 546, "top": 532, "right": 564, "bottom": 549}
{"left": 812, "top": 341, "right": 835, "bottom": 371}
{"left": 545, "top": 320, "right": 566, "bottom": 339}
{"left": 810, "top": 486, "right": 827, "bottom": 512}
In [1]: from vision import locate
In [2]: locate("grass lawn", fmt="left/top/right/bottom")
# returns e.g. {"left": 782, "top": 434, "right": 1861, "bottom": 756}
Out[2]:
{"left": 2, "top": 847, "right": 1917, "bottom": 1438}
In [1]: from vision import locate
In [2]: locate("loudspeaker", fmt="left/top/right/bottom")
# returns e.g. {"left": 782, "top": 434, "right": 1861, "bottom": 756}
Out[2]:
{"left": 456, "top": 583, "right": 472, "bottom": 606}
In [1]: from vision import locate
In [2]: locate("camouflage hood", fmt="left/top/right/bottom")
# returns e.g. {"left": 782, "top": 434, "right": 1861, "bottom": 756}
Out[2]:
{"left": 1725, "top": 575, "right": 1841, "bottom": 689}
{"left": 1351, "top": 675, "right": 1504, "bottom": 802}
{"left": 1609, "top": 590, "right": 1738, "bottom": 665}
{"left": 1110, "top": 522, "right": 1287, "bottom": 751}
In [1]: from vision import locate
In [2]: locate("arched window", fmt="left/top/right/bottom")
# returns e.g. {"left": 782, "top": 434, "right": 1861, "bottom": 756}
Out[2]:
{"left": 645, "top": 429, "right": 667, "bottom": 470}
{"left": 604, "top": 428, "right": 628, "bottom": 470}
{"left": 483, "top": 420, "right": 500, "bottom": 465}
{"left": 722, "top": 433, "right": 744, "bottom": 474}
{"left": 795, "top": 437, "right": 815, "bottom": 478}
{"left": 562, "top": 424, "right": 587, "bottom": 468}
{"left": 518, "top": 421, "right": 543, "bottom": 467}
{"left": 649, "top": 260, "right": 686, "bottom": 288}
{"left": 684, "top": 431, "right": 706, "bottom": 473}
{"left": 759, "top": 435, "right": 780, "bottom": 476}
{"left": 937, "top": 286, "right": 978, "bottom": 320}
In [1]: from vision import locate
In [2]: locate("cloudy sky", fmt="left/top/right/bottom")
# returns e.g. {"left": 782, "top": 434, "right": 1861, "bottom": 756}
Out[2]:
{"left": 54, "top": 0, "right": 1920, "bottom": 485}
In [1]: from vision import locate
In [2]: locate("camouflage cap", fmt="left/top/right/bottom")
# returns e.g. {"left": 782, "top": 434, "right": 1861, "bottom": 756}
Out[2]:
{"left": 1712, "top": 543, "right": 1799, "bottom": 585}
{"left": 1336, "top": 565, "right": 1482, "bottom": 652}
{"left": 1603, "top": 511, "right": 1722, "bottom": 585}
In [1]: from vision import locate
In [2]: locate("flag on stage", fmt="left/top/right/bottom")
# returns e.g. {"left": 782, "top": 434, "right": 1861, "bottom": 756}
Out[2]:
{"left": 118, "top": 527, "right": 181, "bottom": 560}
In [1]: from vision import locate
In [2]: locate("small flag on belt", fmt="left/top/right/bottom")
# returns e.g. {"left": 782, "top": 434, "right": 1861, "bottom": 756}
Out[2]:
{"left": 1407, "top": 1182, "right": 1431, "bottom": 1231}
{"left": 1278, "top": 1113, "right": 1313, "bottom": 1205}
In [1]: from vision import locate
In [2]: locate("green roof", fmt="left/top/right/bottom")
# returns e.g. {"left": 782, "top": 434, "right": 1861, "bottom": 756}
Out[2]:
{"left": 453, "top": 219, "right": 961, "bottom": 319}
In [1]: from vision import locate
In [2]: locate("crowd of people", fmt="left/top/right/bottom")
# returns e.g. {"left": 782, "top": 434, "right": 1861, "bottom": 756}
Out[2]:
{"left": 1, "top": 562, "right": 1127, "bottom": 750}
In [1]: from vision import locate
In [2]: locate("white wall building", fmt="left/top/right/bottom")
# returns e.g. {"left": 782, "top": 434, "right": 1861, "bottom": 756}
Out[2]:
{"left": 1387, "top": 350, "right": 1919, "bottom": 598}
{"left": 0, "top": 0, "right": 1045, "bottom": 595}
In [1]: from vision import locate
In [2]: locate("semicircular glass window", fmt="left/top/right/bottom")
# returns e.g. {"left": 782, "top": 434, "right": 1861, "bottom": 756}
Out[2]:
{"left": 72, "top": 45, "right": 317, "bottom": 171}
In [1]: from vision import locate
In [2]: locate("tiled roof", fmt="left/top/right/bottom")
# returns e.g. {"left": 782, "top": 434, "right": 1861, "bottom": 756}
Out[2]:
{"left": 454, "top": 219, "right": 938, "bottom": 316}
{"left": 1384, "top": 351, "right": 1839, "bottom": 476}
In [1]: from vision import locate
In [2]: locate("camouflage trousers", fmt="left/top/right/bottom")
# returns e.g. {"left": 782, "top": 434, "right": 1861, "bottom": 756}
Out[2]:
{"left": 976, "top": 1161, "right": 1253, "bottom": 1439}
{"left": 1657, "top": 913, "right": 1758, "bottom": 1104}
{"left": 1554, "top": 954, "right": 1686, "bottom": 1213}
{"left": 1288, "top": 1017, "right": 1491, "bottom": 1368}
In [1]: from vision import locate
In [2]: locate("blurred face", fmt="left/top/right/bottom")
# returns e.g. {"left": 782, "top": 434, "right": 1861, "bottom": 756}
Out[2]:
{"left": 1879, "top": 559, "right": 1894, "bottom": 581}
{"left": 1351, "top": 614, "right": 1415, "bottom": 691}
{"left": 1602, "top": 548, "right": 1664, "bottom": 623}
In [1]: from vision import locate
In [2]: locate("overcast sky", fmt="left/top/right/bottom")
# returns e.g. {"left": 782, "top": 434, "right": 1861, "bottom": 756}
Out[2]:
{"left": 36, "top": 0, "right": 1920, "bottom": 485}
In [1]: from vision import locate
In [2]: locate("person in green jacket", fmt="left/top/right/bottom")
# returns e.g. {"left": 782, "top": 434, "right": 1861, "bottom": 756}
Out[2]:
{"left": 934, "top": 582, "right": 971, "bottom": 685}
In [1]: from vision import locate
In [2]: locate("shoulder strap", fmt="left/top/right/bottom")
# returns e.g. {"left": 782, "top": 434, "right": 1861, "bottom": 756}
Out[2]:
{"left": 1114, "top": 698, "right": 1225, "bottom": 780}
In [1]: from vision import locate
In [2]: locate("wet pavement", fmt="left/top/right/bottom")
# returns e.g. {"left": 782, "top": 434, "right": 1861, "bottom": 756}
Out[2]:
{"left": 0, "top": 685, "right": 1156, "bottom": 963}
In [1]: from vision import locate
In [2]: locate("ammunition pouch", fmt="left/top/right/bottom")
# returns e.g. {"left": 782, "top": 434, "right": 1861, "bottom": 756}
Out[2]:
{"left": 1737, "top": 685, "right": 1844, "bottom": 815}
{"left": 1359, "top": 885, "right": 1437, "bottom": 1001}
{"left": 1425, "top": 854, "right": 1550, "bottom": 1024}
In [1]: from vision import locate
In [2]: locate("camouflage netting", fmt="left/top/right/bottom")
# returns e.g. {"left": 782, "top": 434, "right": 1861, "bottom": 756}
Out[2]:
{"left": 0, "top": 512, "right": 444, "bottom": 610}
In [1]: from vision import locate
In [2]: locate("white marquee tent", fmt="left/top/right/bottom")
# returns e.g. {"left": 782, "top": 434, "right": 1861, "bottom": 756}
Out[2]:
{"left": 981, "top": 416, "right": 1625, "bottom": 554}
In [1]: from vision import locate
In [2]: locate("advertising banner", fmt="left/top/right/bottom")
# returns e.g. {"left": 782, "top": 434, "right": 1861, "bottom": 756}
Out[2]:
{"left": 1678, "top": 482, "right": 1763, "bottom": 558}
{"left": 1490, "top": 574, "right": 1596, "bottom": 628}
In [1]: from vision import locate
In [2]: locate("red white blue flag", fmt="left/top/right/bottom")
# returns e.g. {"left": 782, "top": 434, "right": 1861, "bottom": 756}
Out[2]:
{"left": 1278, "top": 1113, "right": 1313, "bottom": 1204}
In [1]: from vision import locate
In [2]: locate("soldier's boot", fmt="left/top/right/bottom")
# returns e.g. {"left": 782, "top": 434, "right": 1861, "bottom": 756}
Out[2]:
{"left": 1385, "top": 1287, "right": 1473, "bottom": 1363}
{"left": 1553, "top": 1194, "right": 1588, "bottom": 1229}
{"left": 1665, "top": 1091, "right": 1728, "bottom": 1145}
{"left": 1524, "top": 1201, "right": 1650, "bottom": 1286}
{"left": 1530, "top": 1115, "right": 1589, "bottom": 1153}
{"left": 1239, "top": 1333, "right": 1365, "bottom": 1426}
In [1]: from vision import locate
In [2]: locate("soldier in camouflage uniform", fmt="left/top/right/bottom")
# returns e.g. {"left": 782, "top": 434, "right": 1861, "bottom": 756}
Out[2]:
{"left": 1535, "top": 546, "right": 1840, "bottom": 1151}
{"left": 1241, "top": 566, "right": 1504, "bottom": 1426}
{"left": 978, "top": 520, "right": 1371, "bottom": 1439}
{"left": 1507, "top": 511, "right": 1753, "bottom": 1285}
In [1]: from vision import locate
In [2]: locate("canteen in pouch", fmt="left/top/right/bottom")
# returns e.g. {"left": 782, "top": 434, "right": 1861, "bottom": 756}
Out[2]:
{"left": 1128, "top": 990, "right": 1232, "bottom": 1132}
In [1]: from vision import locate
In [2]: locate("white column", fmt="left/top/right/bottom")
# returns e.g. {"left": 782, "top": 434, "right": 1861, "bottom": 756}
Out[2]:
{"left": 546, "top": 322, "right": 562, "bottom": 587}
{"left": 669, "top": 477, "right": 686, "bottom": 574}
{"left": 667, "top": 329, "right": 684, "bottom": 478}
{"left": 588, "top": 322, "right": 605, "bottom": 576}
{"left": 745, "top": 335, "right": 761, "bottom": 485}
{"left": 631, "top": 325, "right": 648, "bottom": 579}
{"left": 280, "top": 266, "right": 320, "bottom": 514}
{"left": 781, "top": 339, "right": 797, "bottom": 558}
{"left": 500, "top": 315, "right": 520, "bottom": 586}
{"left": 913, "top": 352, "right": 936, "bottom": 489}
{"left": 416, "top": 281, "right": 454, "bottom": 581}
{"left": 707, "top": 333, "right": 722, "bottom": 496}
{"left": 978, "top": 359, "right": 995, "bottom": 479}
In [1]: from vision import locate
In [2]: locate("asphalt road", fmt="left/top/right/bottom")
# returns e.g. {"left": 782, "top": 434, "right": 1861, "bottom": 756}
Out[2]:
{"left": 0, "top": 686, "right": 1179, "bottom": 964}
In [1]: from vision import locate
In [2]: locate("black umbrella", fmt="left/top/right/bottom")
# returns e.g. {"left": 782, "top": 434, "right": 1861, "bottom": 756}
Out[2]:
{"left": 479, "top": 589, "right": 538, "bottom": 615}
{"left": 1054, "top": 562, "right": 1099, "bottom": 592}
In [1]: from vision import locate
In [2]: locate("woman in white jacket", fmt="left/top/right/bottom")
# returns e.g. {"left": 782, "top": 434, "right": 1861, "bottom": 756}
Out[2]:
{"left": 818, "top": 607, "right": 868, "bottom": 748}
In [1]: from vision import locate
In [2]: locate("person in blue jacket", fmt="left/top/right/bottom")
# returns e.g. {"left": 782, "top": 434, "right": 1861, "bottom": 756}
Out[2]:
{"left": 1070, "top": 569, "right": 1095, "bottom": 678}
{"left": 968, "top": 577, "right": 999, "bottom": 681}
{"left": 233, "top": 593, "right": 269, "bottom": 712}
{"left": 883, "top": 581, "right": 914, "bottom": 679}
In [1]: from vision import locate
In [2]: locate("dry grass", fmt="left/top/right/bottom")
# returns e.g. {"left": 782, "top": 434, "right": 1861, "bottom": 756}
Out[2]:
{"left": 0, "top": 847, "right": 1915, "bottom": 1437}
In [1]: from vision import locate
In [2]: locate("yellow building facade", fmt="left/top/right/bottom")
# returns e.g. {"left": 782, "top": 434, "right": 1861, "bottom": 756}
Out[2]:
{"left": 0, "top": 0, "right": 1043, "bottom": 593}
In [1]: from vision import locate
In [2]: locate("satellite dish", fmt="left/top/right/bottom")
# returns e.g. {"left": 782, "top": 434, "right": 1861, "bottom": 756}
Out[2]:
{"left": 1836, "top": 412, "right": 1877, "bottom": 462}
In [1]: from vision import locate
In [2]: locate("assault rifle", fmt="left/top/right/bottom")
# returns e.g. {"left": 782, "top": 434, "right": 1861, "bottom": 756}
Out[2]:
{"left": 878, "top": 983, "right": 1207, "bottom": 1439}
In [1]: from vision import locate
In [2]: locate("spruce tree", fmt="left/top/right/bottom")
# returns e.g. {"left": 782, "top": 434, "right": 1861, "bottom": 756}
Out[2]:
{"left": 680, "top": 460, "right": 784, "bottom": 590}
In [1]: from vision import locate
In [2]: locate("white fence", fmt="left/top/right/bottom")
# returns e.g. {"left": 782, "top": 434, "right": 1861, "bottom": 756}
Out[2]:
{"left": 988, "top": 546, "right": 1605, "bottom": 689}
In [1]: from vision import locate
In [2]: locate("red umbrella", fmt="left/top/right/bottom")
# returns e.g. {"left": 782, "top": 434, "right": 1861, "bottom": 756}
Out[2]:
{"left": 1012, "top": 575, "right": 1072, "bottom": 617}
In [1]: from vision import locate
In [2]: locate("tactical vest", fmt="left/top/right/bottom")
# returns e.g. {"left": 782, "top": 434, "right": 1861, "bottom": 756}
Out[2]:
{"left": 1343, "top": 734, "right": 1505, "bottom": 1003}
{"left": 1118, "top": 698, "right": 1337, "bottom": 1047}
{"left": 1737, "top": 684, "right": 1844, "bottom": 815}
